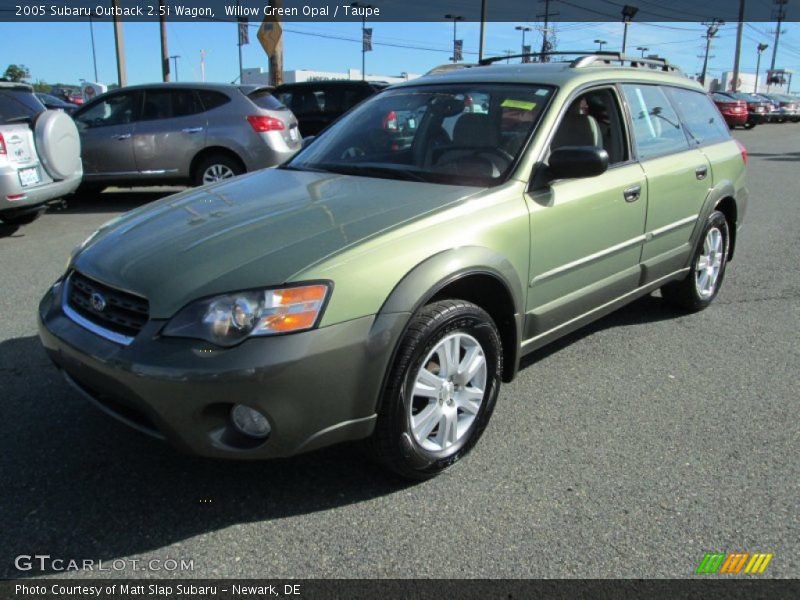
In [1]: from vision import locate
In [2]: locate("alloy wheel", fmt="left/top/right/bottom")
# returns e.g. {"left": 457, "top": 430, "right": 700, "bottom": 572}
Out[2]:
{"left": 409, "top": 333, "right": 487, "bottom": 452}
{"left": 202, "top": 164, "right": 235, "bottom": 184}
{"left": 695, "top": 226, "right": 724, "bottom": 299}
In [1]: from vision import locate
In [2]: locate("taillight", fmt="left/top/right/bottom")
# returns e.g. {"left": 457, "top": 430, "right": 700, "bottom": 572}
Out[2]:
{"left": 246, "top": 115, "right": 285, "bottom": 132}
{"left": 382, "top": 110, "right": 398, "bottom": 132}
{"left": 735, "top": 139, "right": 748, "bottom": 166}
{"left": 0, "top": 133, "right": 6, "bottom": 155}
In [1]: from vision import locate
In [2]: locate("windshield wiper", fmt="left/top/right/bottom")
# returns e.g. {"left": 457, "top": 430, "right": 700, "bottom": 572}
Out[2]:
{"left": 314, "top": 163, "right": 429, "bottom": 183}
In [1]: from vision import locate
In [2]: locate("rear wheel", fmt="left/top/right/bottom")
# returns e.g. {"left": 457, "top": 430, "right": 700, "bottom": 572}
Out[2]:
{"left": 193, "top": 154, "right": 244, "bottom": 187}
{"left": 661, "top": 210, "right": 729, "bottom": 312}
{"left": 368, "top": 299, "right": 503, "bottom": 480}
{"left": 743, "top": 121, "right": 756, "bottom": 130}
{"left": 0, "top": 207, "right": 44, "bottom": 225}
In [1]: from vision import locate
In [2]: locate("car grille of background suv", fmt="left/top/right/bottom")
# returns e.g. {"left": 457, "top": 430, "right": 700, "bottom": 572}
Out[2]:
{"left": 66, "top": 271, "right": 149, "bottom": 338}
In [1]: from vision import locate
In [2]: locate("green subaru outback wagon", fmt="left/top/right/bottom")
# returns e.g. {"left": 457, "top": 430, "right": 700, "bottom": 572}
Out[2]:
{"left": 39, "top": 53, "right": 747, "bottom": 479}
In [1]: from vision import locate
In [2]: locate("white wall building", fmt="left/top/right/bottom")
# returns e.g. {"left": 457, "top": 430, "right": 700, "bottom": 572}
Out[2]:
{"left": 242, "top": 67, "right": 420, "bottom": 86}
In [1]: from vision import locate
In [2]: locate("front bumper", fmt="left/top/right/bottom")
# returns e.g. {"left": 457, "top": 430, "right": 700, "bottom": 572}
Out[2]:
{"left": 38, "top": 280, "right": 407, "bottom": 459}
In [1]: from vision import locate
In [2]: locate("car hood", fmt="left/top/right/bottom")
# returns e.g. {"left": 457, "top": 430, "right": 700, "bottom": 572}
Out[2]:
{"left": 73, "top": 168, "right": 482, "bottom": 318}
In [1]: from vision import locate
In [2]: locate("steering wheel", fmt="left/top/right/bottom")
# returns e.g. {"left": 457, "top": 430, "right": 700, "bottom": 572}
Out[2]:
{"left": 472, "top": 146, "right": 515, "bottom": 163}
{"left": 340, "top": 146, "right": 366, "bottom": 160}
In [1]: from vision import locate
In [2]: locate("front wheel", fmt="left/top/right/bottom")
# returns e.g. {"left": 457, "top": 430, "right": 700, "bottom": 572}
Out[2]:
{"left": 368, "top": 300, "right": 503, "bottom": 480}
{"left": 661, "top": 210, "right": 729, "bottom": 312}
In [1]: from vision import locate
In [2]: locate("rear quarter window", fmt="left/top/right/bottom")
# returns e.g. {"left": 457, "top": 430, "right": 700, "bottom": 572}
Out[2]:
{"left": 0, "top": 89, "right": 44, "bottom": 123}
{"left": 666, "top": 87, "right": 731, "bottom": 145}
{"left": 247, "top": 89, "right": 287, "bottom": 111}
{"left": 197, "top": 90, "right": 231, "bottom": 111}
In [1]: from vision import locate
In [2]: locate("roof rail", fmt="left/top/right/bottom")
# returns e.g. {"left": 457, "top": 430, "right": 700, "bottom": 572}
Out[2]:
{"left": 478, "top": 50, "right": 683, "bottom": 74}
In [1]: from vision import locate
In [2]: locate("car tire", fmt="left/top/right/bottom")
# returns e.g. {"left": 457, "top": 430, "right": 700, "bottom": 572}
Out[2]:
{"left": 193, "top": 154, "right": 244, "bottom": 187}
{"left": 743, "top": 122, "right": 756, "bottom": 130}
{"left": 368, "top": 299, "right": 503, "bottom": 480}
{"left": 0, "top": 207, "right": 44, "bottom": 225}
{"left": 661, "top": 210, "right": 729, "bottom": 312}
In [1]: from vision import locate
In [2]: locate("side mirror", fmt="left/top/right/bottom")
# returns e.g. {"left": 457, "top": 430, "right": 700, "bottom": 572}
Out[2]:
{"left": 548, "top": 146, "right": 609, "bottom": 180}
{"left": 301, "top": 135, "right": 316, "bottom": 149}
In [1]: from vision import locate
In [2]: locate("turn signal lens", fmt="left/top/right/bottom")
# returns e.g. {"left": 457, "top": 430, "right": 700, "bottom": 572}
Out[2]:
{"left": 256, "top": 284, "right": 328, "bottom": 334}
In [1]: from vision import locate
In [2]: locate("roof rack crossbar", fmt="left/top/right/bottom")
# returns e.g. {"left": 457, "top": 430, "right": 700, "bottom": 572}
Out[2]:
{"left": 478, "top": 50, "right": 683, "bottom": 74}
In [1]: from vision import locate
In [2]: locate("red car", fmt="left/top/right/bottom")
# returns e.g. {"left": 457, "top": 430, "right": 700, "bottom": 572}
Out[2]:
{"left": 711, "top": 93, "right": 748, "bottom": 129}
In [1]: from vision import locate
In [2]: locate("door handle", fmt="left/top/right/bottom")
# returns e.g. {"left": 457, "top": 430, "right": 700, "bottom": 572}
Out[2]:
{"left": 695, "top": 166, "right": 708, "bottom": 180}
{"left": 114, "top": 133, "right": 131, "bottom": 140}
{"left": 181, "top": 127, "right": 204, "bottom": 134}
{"left": 623, "top": 184, "right": 642, "bottom": 203}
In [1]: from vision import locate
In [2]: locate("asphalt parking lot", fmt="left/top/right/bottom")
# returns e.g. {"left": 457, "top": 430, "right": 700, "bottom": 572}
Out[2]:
{"left": 1, "top": 124, "right": 797, "bottom": 580}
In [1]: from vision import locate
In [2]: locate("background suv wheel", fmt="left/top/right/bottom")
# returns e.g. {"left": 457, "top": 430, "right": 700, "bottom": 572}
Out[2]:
{"left": 193, "top": 153, "right": 244, "bottom": 187}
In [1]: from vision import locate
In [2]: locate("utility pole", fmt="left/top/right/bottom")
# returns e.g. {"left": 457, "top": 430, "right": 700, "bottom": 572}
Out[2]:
{"left": 755, "top": 42, "right": 769, "bottom": 92}
{"left": 111, "top": 0, "right": 127, "bottom": 87}
{"left": 170, "top": 55, "right": 180, "bottom": 81}
{"left": 479, "top": 0, "right": 487, "bottom": 62}
{"left": 700, "top": 19, "right": 723, "bottom": 87}
{"left": 445, "top": 14, "right": 463, "bottom": 63}
{"left": 537, "top": 0, "right": 558, "bottom": 61}
{"left": 770, "top": 0, "right": 788, "bottom": 73}
{"left": 88, "top": 12, "right": 99, "bottom": 81}
{"left": 731, "top": 0, "right": 745, "bottom": 91}
{"left": 237, "top": 0, "right": 243, "bottom": 83}
{"left": 159, "top": 0, "right": 170, "bottom": 82}
{"left": 504, "top": 50, "right": 514, "bottom": 64}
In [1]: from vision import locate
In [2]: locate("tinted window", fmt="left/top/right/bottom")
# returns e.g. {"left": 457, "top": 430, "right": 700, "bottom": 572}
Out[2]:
{"left": 0, "top": 89, "right": 44, "bottom": 123}
{"left": 75, "top": 93, "right": 137, "bottom": 128}
{"left": 197, "top": 90, "right": 230, "bottom": 111}
{"left": 140, "top": 90, "right": 203, "bottom": 121}
{"left": 667, "top": 88, "right": 730, "bottom": 145}
{"left": 621, "top": 84, "right": 689, "bottom": 160}
{"left": 248, "top": 89, "right": 286, "bottom": 111}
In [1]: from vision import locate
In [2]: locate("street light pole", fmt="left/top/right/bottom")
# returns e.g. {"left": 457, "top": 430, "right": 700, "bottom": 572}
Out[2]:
{"left": 516, "top": 25, "right": 532, "bottom": 60}
{"left": 620, "top": 4, "right": 638, "bottom": 54}
{"left": 636, "top": 46, "right": 649, "bottom": 58}
{"left": 755, "top": 43, "right": 769, "bottom": 93}
{"left": 594, "top": 39, "right": 607, "bottom": 52}
{"left": 351, "top": 2, "right": 374, "bottom": 80}
{"left": 445, "top": 14, "right": 463, "bottom": 63}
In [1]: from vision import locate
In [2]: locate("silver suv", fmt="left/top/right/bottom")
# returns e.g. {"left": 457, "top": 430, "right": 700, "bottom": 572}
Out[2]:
{"left": 72, "top": 83, "right": 301, "bottom": 189}
{"left": 0, "top": 82, "right": 82, "bottom": 225}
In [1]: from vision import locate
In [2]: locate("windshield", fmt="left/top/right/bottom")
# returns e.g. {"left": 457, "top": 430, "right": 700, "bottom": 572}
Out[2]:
{"left": 286, "top": 83, "right": 554, "bottom": 186}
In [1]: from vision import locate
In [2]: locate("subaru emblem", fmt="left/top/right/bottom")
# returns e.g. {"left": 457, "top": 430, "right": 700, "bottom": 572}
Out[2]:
{"left": 90, "top": 292, "right": 107, "bottom": 312}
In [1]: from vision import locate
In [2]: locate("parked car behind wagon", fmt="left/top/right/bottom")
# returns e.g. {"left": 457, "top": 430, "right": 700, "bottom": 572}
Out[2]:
{"left": 0, "top": 82, "right": 82, "bottom": 224}
{"left": 72, "top": 82, "right": 301, "bottom": 189}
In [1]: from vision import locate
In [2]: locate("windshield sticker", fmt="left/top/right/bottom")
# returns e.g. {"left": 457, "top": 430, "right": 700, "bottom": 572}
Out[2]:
{"left": 502, "top": 99, "right": 537, "bottom": 110}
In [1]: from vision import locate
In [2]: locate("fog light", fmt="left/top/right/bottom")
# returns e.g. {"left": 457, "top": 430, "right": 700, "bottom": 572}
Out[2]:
{"left": 230, "top": 404, "right": 271, "bottom": 439}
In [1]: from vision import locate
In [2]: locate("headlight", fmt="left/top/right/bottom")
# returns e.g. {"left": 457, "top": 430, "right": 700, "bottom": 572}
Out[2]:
{"left": 162, "top": 283, "right": 330, "bottom": 346}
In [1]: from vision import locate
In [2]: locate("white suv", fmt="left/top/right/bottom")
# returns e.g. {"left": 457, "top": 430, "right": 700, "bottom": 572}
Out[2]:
{"left": 0, "top": 82, "right": 82, "bottom": 225}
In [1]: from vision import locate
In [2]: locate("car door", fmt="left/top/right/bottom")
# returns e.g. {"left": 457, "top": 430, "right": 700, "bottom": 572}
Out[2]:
{"left": 525, "top": 87, "right": 648, "bottom": 339}
{"left": 620, "top": 84, "right": 711, "bottom": 284}
{"left": 74, "top": 91, "right": 139, "bottom": 177}
{"left": 132, "top": 89, "right": 208, "bottom": 179}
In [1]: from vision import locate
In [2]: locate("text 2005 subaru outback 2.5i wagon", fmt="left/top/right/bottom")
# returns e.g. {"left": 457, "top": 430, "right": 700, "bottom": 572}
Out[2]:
{"left": 39, "top": 53, "right": 747, "bottom": 479}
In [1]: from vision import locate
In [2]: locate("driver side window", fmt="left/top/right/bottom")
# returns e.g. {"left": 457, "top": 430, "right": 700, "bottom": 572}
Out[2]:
{"left": 77, "top": 93, "right": 137, "bottom": 128}
{"left": 551, "top": 88, "right": 629, "bottom": 165}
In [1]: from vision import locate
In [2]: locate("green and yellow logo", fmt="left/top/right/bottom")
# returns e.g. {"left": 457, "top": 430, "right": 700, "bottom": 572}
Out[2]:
{"left": 696, "top": 552, "right": 774, "bottom": 574}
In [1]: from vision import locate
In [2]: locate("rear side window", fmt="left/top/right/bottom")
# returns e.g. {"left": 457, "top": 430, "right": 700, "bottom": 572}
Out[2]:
{"left": 0, "top": 89, "right": 44, "bottom": 123}
{"left": 197, "top": 90, "right": 231, "bottom": 111}
{"left": 621, "top": 84, "right": 689, "bottom": 160}
{"left": 248, "top": 89, "right": 286, "bottom": 111}
{"left": 667, "top": 87, "right": 730, "bottom": 145}
{"left": 141, "top": 90, "right": 204, "bottom": 120}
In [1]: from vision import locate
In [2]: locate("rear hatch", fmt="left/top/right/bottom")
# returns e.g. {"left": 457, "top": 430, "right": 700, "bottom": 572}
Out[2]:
{"left": 0, "top": 86, "right": 46, "bottom": 188}
{"left": 244, "top": 86, "right": 301, "bottom": 147}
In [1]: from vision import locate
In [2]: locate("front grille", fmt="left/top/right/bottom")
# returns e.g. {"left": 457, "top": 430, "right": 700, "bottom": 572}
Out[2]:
{"left": 67, "top": 271, "right": 149, "bottom": 338}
